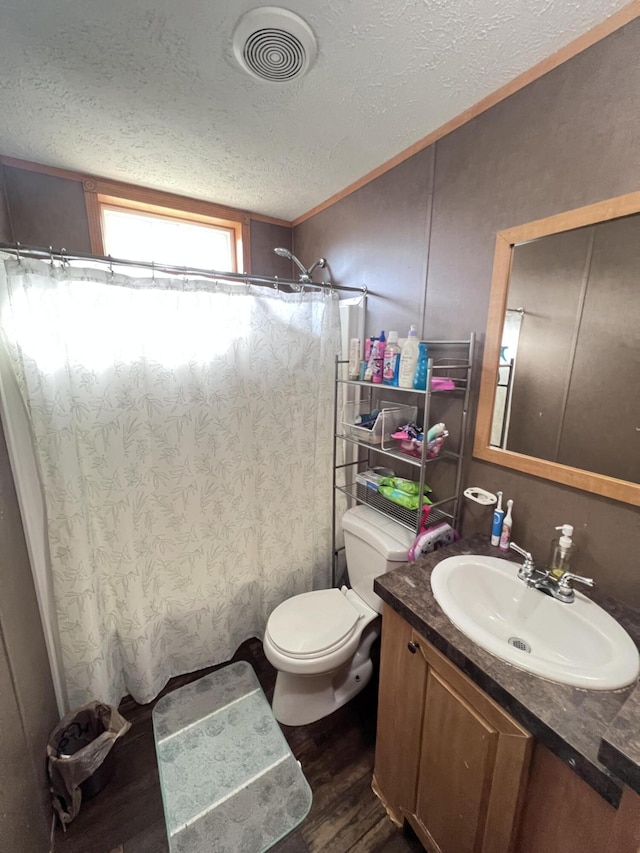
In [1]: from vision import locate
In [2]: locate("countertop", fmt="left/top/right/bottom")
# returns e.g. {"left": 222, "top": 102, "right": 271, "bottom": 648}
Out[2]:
{"left": 373, "top": 533, "right": 640, "bottom": 806}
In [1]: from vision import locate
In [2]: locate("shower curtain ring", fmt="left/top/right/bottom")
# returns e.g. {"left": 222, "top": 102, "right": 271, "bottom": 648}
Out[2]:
{"left": 183, "top": 266, "right": 188, "bottom": 285}
{"left": 108, "top": 255, "right": 114, "bottom": 278}
{"left": 60, "top": 248, "right": 68, "bottom": 268}
{"left": 273, "top": 276, "right": 280, "bottom": 292}
{"left": 15, "top": 242, "right": 21, "bottom": 264}
{"left": 245, "top": 274, "right": 250, "bottom": 293}
{"left": 151, "top": 261, "right": 155, "bottom": 281}
{"left": 49, "top": 246, "right": 55, "bottom": 267}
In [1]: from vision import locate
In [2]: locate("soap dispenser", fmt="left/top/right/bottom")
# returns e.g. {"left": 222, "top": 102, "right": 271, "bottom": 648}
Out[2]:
{"left": 548, "top": 524, "right": 576, "bottom": 578}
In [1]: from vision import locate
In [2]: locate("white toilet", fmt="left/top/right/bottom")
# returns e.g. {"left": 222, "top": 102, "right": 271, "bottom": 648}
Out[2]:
{"left": 264, "top": 505, "right": 413, "bottom": 726}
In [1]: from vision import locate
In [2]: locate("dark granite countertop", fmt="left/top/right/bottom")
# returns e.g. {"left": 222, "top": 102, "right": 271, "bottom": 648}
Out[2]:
{"left": 373, "top": 533, "right": 640, "bottom": 806}
{"left": 599, "top": 688, "right": 640, "bottom": 795}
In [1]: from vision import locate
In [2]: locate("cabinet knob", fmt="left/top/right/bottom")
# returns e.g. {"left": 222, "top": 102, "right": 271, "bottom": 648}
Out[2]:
{"left": 407, "top": 641, "right": 419, "bottom": 654}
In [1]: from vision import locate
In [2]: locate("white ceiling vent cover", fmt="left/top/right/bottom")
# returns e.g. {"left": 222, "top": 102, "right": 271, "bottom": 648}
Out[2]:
{"left": 233, "top": 7, "right": 317, "bottom": 82}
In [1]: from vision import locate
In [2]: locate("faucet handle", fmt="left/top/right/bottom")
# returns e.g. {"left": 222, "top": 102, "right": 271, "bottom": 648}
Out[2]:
{"left": 509, "top": 542, "right": 535, "bottom": 577}
{"left": 509, "top": 542, "right": 531, "bottom": 560}
{"left": 558, "top": 572, "right": 595, "bottom": 590}
{"left": 554, "top": 571, "right": 595, "bottom": 603}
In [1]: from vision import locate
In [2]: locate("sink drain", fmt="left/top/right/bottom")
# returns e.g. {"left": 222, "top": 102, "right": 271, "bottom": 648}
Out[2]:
{"left": 508, "top": 637, "right": 531, "bottom": 653}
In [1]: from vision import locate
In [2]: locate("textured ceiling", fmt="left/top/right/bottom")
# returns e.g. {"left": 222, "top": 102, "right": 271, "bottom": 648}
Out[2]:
{"left": 0, "top": 0, "right": 632, "bottom": 220}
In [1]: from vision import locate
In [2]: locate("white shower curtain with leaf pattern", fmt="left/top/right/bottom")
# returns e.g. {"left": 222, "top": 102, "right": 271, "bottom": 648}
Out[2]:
{"left": 0, "top": 258, "right": 340, "bottom": 708}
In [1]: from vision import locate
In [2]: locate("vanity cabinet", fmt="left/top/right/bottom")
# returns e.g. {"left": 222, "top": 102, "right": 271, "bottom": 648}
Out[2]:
{"left": 373, "top": 605, "right": 532, "bottom": 853}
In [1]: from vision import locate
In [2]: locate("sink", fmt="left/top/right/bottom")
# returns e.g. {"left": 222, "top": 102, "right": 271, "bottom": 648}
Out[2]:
{"left": 430, "top": 555, "right": 640, "bottom": 690}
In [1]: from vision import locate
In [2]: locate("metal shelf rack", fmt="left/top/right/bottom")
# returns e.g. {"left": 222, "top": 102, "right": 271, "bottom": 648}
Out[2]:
{"left": 331, "top": 335, "right": 475, "bottom": 585}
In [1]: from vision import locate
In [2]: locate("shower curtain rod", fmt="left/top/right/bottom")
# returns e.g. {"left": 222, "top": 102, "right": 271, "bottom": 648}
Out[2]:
{"left": 0, "top": 242, "right": 368, "bottom": 295}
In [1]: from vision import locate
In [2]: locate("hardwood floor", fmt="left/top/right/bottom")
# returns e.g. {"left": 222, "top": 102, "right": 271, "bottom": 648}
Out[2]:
{"left": 54, "top": 639, "right": 423, "bottom": 853}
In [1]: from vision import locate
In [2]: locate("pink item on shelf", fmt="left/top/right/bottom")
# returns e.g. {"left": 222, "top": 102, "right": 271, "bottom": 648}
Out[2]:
{"left": 391, "top": 429, "right": 447, "bottom": 460}
{"left": 431, "top": 377, "right": 456, "bottom": 391}
{"left": 391, "top": 429, "right": 422, "bottom": 458}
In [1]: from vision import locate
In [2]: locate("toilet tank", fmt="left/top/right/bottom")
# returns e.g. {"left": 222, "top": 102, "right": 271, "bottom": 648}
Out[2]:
{"left": 342, "top": 506, "right": 414, "bottom": 614}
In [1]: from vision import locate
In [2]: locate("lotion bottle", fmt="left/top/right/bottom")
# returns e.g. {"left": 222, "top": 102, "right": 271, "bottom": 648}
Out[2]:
{"left": 382, "top": 331, "right": 401, "bottom": 386}
{"left": 371, "top": 331, "right": 386, "bottom": 383}
{"left": 398, "top": 325, "right": 419, "bottom": 388}
{"left": 491, "top": 491, "right": 504, "bottom": 546}
{"left": 363, "top": 335, "right": 379, "bottom": 381}
{"left": 348, "top": 338, "right": 361, "bottom": 379}
{"left": 548, "top": 523, "right": 576, "bottom": 578}
{"left": 413, "top": 342, "right": 429, "bottom": 390}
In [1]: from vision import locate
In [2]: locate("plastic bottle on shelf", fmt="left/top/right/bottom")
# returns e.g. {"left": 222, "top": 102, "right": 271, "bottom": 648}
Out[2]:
{"left": 371, "top": 331, "right": 386, "bottom": 383}
{"left": 363, "top": 334, "right": 379, "bottom": 381}
{"left": 413, "top": 342, "right": 429, "bottom": 390}
{"left": 382, "top": 331, "right": 401, "bottom": 386}
{"left": 548, "top": 523, "right": 576, "bottom": 577}
{"left": 348, "top": 338, "right": 361, "bottom": 380}
{"left": 398, "top": 325, "right": 419, "bottom": 388}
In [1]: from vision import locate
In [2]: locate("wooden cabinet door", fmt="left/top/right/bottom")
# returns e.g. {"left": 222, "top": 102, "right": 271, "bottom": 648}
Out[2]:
{"left": 373, "top": 605, "right": 427, "bottom": 825}
{"left": 409, "top": 635, "right": 532, "bottom": 853}
{"left": 413, "top": 668, "right": 499, "bottom": 853}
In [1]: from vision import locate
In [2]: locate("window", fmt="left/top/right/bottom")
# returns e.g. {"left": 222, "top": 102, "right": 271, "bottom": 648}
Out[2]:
{"left": 102, "top": 204, "right": 237, "bottom": 272}
{"left": 85, "top": 180, "right": 249, "bottom": 274}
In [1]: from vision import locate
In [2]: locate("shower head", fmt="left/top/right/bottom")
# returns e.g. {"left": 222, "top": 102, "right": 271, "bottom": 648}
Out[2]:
{"left": 273, "top": 247, "right": 326, "bottom": 284}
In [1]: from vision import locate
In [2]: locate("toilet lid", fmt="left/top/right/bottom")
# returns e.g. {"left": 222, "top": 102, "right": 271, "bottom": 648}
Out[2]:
{"left": 267, "top": 589, "right": 361, "bottom": 658}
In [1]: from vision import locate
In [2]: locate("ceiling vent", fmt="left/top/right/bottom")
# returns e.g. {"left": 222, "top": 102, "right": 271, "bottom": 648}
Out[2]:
{"left": 232, "top": 7, "right": 317, "bottom": 82}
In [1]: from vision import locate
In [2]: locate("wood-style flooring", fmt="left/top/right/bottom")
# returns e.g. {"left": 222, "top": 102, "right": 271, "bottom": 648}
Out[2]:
{"left": 54, "top": 639, "right": 423, "bottom": 853}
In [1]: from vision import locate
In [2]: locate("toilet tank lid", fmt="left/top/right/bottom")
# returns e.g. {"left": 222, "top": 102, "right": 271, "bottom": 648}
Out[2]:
{"left": 341, "top": 506, "right": 414, "bottom": 561}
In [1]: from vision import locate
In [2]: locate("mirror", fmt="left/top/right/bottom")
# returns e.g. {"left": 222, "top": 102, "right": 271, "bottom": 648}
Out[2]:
{"left": 474, "top": 191, "right": 640, "bottom": 507}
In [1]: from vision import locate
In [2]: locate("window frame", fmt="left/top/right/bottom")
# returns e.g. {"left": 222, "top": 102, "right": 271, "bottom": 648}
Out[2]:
{"left": 84, "top": 178, "right": 250, "bottom": 273}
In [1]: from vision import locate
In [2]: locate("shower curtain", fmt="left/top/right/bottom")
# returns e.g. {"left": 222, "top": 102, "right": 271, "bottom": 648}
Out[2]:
{"left": 0, "top": 258, "right": 341, "bottom": 709}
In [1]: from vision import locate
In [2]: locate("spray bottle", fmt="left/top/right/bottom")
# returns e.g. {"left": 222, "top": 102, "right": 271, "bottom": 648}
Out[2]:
{"left": 548, "top": 524, "right": 576, "bottom": 578}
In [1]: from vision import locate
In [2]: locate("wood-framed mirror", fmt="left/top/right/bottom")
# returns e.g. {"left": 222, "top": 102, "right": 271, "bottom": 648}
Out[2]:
{"left": 474, "top": 191, "right": 640, "bottom": 507}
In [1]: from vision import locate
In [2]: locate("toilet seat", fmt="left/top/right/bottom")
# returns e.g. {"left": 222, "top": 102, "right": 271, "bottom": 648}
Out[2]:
{"left": 267, "top": 589, "right": 362, "bottom": 659}
{"left": 263, "top": 587, "right": 379, "bottom": 676}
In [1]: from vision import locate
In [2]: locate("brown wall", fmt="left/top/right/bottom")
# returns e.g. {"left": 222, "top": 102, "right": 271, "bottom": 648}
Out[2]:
{"left": 0, "top": 163, "right": 59, "bottom": 848}
{"left": 0, "top": 167, "right": 13, "bottom": 242}
{"left": 0, "top": 421, "right": 59, "bottom": 850}
{"left": 1, "top": 163, "right": 293, "bottom": 275}
{"left": 295, "top": 19, "right": 640, "bottom": 606}
{"left": 3, "top": 166, "right": 92, "bottom": 253}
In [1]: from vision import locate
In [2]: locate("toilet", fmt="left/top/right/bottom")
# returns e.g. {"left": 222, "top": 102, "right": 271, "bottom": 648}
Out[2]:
{"left": 264, "top": 505, "right": 414, "bottom": 726}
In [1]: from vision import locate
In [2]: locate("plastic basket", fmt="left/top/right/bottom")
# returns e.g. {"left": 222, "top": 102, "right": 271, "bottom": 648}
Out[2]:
{"left": 342, "top": 400, "right": 417, "bottom": 445}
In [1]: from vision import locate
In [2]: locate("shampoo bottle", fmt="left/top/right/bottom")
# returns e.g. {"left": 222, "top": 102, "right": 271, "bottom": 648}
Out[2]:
{"left": 413, "top": 341, "right": 429, "bottom": 390}
{"left": 363, "top": 335, "right": 379, "bottom": 381}
{"left": 348, "top": 338, "right": 361, "bottom": 380}
{"left": 548, "top": 523, "right": 576, "bottom": 577}
{"left": 382, "top": 331, "right": 401, "bottom": 386}
{"left": 371, "top": 331, "right": 386, "bottom": 383}
{"left": 491, "top": 491, "right": 504, "bottom": 546}
{"left": 499, "top": 499, "right": 514, "bottom": 551}
{"left": 398, "top": 325, "right": 419, "bottom": 388}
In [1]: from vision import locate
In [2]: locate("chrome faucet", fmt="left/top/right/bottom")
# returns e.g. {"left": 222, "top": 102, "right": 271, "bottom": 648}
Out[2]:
{"left": 508, "top": 542, "right": 595, "bottom": 603}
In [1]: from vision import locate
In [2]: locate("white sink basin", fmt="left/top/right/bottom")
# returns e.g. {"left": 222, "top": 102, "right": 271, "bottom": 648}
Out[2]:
{"left": 430, "top": 555, "right": 640, "bottom": 690}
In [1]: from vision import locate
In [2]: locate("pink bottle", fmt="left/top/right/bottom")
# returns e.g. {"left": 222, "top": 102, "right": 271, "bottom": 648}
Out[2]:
{"left": 371, "top": 331, "right": 386, "bottom": 383}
